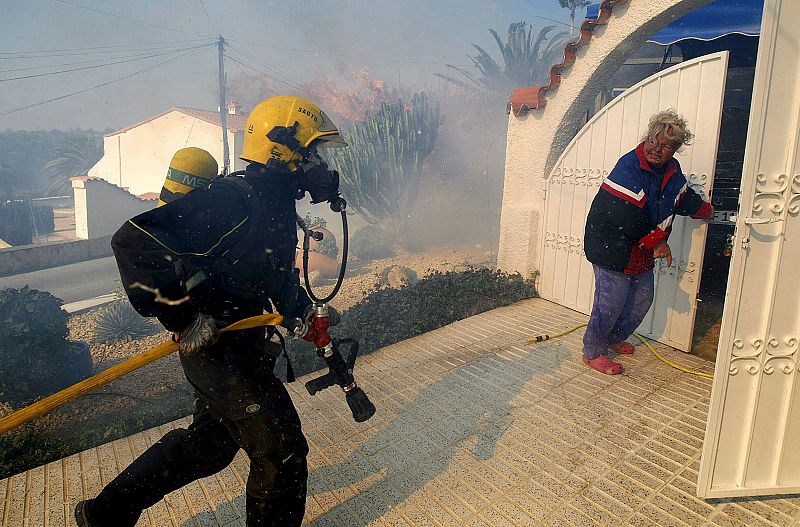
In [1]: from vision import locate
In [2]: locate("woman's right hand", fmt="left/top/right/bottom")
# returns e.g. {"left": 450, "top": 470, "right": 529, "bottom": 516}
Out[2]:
{"left": 653, "top": 241, "right": 673, "bottom": 267}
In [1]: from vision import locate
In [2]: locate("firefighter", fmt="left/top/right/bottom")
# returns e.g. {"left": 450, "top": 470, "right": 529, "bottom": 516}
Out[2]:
{"left": 75, "top": 96, "right": 347, "bottom": 527}
{"left": 156, "top": 146, "right": 219, "bottom": 206}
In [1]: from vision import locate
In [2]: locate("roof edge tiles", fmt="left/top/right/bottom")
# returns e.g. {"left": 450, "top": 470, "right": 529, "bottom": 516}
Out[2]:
{"left": 507, "top": 0, "right": 629, "bottom": 116}
{"left": 104, "top": 107, "right": 248, "bottom": 137}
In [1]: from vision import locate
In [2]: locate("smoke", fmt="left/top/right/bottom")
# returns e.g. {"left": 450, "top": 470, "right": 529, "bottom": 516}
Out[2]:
{"left": 406, "top": 87, "right": 508, "bottom": 256}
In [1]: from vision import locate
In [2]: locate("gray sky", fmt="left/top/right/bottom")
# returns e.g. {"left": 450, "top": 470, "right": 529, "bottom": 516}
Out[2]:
{"left": 0, "top": 0, "right": 573, "bottom": 131}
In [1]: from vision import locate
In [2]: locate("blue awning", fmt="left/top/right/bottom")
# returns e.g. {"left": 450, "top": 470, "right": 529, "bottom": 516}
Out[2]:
{"left": 585, "top": 0, "right": 762, "bottom": 45}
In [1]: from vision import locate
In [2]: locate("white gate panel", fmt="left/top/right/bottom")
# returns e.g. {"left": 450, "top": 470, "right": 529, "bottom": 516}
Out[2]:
{"left": 540, "top": 52, "right": 729, "bottom": 352}
{"left": 699, "top": 0, "right": 800, "bottom": 498}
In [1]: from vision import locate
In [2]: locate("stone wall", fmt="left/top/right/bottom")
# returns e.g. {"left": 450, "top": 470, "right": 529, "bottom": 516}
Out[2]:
{"left": 0, "top": 235, "right": 112, "bottom": 277}
{"left": 72, "top": 177, "right": 156, "bottom": 239}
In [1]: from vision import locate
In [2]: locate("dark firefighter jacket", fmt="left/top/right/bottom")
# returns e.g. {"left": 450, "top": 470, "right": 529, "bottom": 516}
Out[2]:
{"left": 584, "top": 143, "right": 713, "bottom": 275}
{"left": 111, "top": 165, "right": 312, "bottom": 419}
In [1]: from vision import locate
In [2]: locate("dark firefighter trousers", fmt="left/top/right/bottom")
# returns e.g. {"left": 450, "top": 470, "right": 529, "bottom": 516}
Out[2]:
{"left": 85, "top": 377, "right": 309, "bottom": 527}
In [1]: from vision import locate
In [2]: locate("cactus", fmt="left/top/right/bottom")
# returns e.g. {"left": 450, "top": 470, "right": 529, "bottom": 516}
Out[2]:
{"left": 324, "top": 92, "right": 441, "bottom": 228}
{"left": 93, "top": 301, "right": 156, "bottom": 344}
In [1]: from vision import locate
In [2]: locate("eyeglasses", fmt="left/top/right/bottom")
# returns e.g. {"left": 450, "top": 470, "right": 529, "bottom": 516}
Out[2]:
{"left": 648, "top": 140, "right": 679, "bottom": 153}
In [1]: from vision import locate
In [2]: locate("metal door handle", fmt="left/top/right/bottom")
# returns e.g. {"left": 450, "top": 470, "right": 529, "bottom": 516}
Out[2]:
{"left": 743, "top": 217, "right": 783, "bottom": 225}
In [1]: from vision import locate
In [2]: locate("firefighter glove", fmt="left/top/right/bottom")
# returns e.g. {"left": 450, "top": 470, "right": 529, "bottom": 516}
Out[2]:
{"left": 176, "top": 313, "right": 219, "bottom": 355}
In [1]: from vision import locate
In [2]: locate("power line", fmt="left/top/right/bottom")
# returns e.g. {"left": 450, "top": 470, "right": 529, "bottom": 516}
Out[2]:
{"left": 225, "top": 43, "right": 305, "bottom": 92}
{"left": 1, "top": 45, "right": 213, "bottom": 72}
{"left": 0, "top": 44, "right": 213, "bottom": 116}
{"left": 0, "top": 38, "right": 213, "bottom": 57}
{"left": 225, "top": 43, "right": 298, "bottom": 85}
{"left": 51, "top": 0, "right": 215, "bottom": 39}
{"left": 227, "top": 37, "right": 471, "bottom": 67}
{"left": 223, "top": 50, "right": 303, "bottom": 94}
{"left": 0, "top": 44, "right": 211, "bottom": 82}
{"left": 197, "top": 0, "right": 219, "bottom": 35}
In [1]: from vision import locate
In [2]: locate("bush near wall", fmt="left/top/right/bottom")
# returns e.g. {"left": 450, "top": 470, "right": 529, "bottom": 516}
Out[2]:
{"left": 285, "top": 268, "right": 536, "bottom": 377}
{"left": 0, "top": 287, "right": 91, "bottom": 404}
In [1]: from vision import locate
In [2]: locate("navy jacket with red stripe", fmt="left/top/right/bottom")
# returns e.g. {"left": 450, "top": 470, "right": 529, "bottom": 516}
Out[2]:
{"left": 583, "top": 143, "right": 712, "bottom": 274}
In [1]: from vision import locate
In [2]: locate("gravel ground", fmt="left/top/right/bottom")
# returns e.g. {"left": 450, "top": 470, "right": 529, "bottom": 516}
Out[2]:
{"left": 313, "top": 245, "right": 495, "bottom": 312}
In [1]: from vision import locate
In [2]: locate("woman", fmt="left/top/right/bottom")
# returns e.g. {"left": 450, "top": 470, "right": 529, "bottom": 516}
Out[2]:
{"left": 582, "top": 110, "right": 713, "bottom": 375}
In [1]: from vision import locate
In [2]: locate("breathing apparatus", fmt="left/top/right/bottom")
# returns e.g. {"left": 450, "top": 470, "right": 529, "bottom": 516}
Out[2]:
{"left": 236, "top": 95, "right": 375, "bottom": 422}
{"left": 287, "top": 156, "right": 375, "bottom": 422}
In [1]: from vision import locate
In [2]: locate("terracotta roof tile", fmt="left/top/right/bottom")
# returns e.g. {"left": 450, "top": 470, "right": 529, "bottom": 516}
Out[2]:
{"left": 173, "top": 107, "right": 248, "bottom": 132}
{"left": 106, "top": 107, "right": 248, "bottom": 136}
{"left": 507, "top": 0, "right": 629, "bottom": 116}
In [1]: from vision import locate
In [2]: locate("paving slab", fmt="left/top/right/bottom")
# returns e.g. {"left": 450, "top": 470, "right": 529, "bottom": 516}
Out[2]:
{"left": 2, "top": 297, "right": 799, "bottom": 526}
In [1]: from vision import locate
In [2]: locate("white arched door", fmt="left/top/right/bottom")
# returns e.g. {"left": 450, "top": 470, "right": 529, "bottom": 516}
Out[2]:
{"left": 539, "top": 51, "right": 729, "bottom": 352}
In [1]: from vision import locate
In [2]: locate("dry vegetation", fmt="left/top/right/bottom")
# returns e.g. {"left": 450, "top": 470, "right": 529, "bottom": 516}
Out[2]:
{"left": 315, "top": 245, "right": 494, "bottom": 311}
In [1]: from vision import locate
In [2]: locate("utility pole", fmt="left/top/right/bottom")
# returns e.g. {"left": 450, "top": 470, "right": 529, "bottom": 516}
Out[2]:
{"left": 217, "top": 35, "right": 230, "bottom": 175}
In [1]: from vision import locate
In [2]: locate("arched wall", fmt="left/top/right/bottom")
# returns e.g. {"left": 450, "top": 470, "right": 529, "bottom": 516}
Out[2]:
{"left": 497, "top": 0, "right": 713, "bottom": 278}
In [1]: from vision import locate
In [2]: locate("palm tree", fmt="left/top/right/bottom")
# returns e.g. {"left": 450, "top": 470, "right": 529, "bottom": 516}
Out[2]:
{"left": 558, "top": 0, "right": 592, "bottom": 36}
{"left": 436, "top": 22, "right": 568, "bottom": 96}
{"left": 41, "top": 134, "right": 103, "bottom": 196}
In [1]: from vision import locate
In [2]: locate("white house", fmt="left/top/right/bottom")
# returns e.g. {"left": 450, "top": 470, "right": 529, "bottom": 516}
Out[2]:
{"left": 70, "top": 103, "right": 247, "bottom": 238}
{"left": 88, "top": 102, "right": 247, "bottom": 196}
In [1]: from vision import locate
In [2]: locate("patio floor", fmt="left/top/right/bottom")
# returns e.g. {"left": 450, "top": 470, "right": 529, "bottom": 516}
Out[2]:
{"left": 3, "top": 297, "right": 800, "bottom": 527}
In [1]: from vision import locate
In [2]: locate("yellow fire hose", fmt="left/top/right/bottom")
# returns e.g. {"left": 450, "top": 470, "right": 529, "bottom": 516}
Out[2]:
{"left": 0, "top": 313, "right": 284, "bottom": 435}
{"left": 527, "top": 322, "right": 713, "bottom": 379}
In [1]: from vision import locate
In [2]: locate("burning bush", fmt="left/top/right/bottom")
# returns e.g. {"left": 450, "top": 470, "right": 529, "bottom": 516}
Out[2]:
{"left": 302, "top": 68, "right": 399, "bottom": 126}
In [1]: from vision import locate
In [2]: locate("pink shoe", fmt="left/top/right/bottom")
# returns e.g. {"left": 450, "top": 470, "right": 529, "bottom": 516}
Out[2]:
{"left": 583, "top": 355, "right": 624, "bottom": 375}
{"left": 609, "top": 341, "right": 635, "bottom": 354}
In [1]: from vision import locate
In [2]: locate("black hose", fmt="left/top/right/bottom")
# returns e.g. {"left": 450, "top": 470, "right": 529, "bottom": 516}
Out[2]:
{"left": 302, "top": 200, "right": 349, "bottom": 304}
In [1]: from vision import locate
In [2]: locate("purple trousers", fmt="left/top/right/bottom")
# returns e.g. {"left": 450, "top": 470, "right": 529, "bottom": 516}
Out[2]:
{"left": 583, "top": 265, "right": 655, "bottom": 360}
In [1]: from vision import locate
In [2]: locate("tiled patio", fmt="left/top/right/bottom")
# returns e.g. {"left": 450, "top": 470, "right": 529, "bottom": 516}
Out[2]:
{"left": 3, "top": 297, "right": 800, "bottom": 526}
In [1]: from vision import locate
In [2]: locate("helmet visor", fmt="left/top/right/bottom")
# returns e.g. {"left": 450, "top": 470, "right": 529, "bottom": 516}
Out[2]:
{"left": 315, "top": 110, "right": 348, "bottom": 147}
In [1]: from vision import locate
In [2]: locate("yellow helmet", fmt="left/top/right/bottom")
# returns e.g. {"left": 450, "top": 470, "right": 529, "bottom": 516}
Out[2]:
{"left": 240, "top": 95, "right": 347, "bottom": 168}
{"left": 158, "top": 147, "right": 218, "bottom": 206}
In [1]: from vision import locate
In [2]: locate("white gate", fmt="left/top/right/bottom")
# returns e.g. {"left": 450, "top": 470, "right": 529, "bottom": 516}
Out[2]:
{"left": 539, "top": 51, "right": 729, "bottom": 351}
{"left": 698, "top": 0, "right": 800, "bottom": 498}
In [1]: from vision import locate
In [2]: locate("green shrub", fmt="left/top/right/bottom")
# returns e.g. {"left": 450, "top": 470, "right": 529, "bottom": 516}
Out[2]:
{"left": 94, "top": 301, "right": 156, "bottom": 343}
{"left": 349, "top": 225, "right": 394, "bottom": 261}
{"left": 285, "top": 268, "right": 536, "bottom": 379}
{"left": 0, "top": 286, "right": 90, "bottom": 404}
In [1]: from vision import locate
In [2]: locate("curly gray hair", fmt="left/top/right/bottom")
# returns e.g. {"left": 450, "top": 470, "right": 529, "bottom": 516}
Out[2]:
{"left": 641, "top": 110, "right": 694, "bottom": 151}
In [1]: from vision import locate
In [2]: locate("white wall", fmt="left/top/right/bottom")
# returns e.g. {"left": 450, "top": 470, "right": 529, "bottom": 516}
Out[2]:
{"left": 72, "top": 178, "right": 156, "bottom": 239}
{"left": 89, "top": 110, "right": 243, "bottom": 196}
